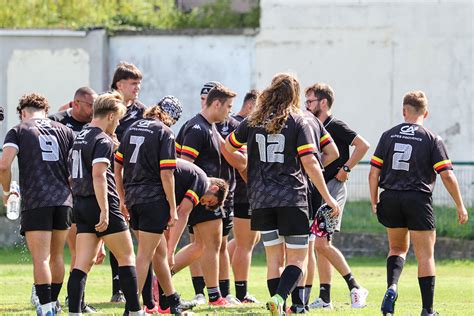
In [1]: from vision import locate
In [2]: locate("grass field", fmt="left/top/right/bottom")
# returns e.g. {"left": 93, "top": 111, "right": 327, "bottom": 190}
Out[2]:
{"left": 0, "top": 247, "right": 473, "bottom": 315}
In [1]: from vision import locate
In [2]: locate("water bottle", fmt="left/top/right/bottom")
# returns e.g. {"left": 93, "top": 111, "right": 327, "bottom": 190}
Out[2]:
{"left": 6, "top": 181, "right": 20, "bottom": 221}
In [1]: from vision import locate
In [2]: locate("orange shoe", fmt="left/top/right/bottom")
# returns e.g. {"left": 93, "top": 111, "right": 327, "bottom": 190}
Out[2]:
{"left": 144, "top": 304, "right": 159, "bottom": 314}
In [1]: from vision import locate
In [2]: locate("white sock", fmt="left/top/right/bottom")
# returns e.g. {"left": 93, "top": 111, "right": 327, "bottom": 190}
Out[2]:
{"left": 40, "top": 302, "right": 52, "bottom": 315}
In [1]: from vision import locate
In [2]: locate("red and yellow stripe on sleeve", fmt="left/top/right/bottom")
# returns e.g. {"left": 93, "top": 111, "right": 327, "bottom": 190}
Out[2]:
{"left": 184, "top": 189, "right": 200, "bottom": 206}
{"left": 297, "top": 144, "right": 316, "bottom": 156}
{"left": 433, "top": 159, "right": 452, "bottom": 173}
{"left": 228, "top": 132, "right": 244, "bottom": 149}
{"left": 238, "top": 144, "right": 247, "bottom": 153}
{"left": 160, "top": 159, "right": 177, "bottom": 170}
{"left": 180, "top": 146, "right": 199, "bottom": 159}
{"left": 320, "top": 134, "right": 332, "bottom": 148}
{"left": 115, "top": 151, "right": 124, "bottom": 164}
{"left": 175, "top": 143, "right": 182, "bottom": 155}
{"left": 370, "top": 155, "right": 383, "bottom": 168}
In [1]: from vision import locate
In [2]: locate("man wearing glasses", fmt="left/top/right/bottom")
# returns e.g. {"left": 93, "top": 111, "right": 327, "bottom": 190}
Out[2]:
{"left": 305, "top": 83, "right": 370, "bottom": 310}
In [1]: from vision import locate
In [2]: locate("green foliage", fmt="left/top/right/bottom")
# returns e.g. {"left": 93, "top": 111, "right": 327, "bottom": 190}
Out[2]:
{"left": 0, "top": 0, "right": 259, "bottom": 30}
{"left": 343, "top": 201, "right": 474, "bottom": 239}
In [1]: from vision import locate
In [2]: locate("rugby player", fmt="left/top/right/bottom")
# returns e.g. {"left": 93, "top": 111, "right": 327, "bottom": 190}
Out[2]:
{"left": 67, "top": 92, "right": 143, "bottom": 316}
{"left": 0, "top": 93, "right": 74, "bottom": 316}
{"left": 369, "top": 91, "right": 468, "bottom": 316}
{"left": 305, "top": 83, "right": 370, "bottom": 310}
{"left": 226, "top": 73, "right": 340, "bottom": 316}
{"left": 49, "top": 87, "right": 101, "bottom": 313}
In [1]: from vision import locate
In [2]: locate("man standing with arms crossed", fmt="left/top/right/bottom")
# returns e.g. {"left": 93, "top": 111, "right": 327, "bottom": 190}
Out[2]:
{"left": 305, "top": 83, "right": 370, "bottom": 309}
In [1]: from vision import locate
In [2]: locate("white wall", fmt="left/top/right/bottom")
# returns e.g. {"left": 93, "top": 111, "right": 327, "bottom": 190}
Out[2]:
{"left": 109, "top": 33, "right": 256, "bottom": 132}
{"left": 257, "top": 0, "right": 473, "bottom": 161}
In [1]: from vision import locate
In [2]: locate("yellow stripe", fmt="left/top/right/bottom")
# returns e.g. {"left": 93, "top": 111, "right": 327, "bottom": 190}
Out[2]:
{"left": 116, "top": 151, "right": 123, "bottom": 158}
{"left": 175, "top": 143, "right": 182, "bottom": 149}
{"left": 160, "top": 159, "right": 176, "bottom": 164}
{"left": 320, "top": 134, "right": 330, "bottom": 142}
{"left": 371, "top": 156, "right": 383, "bottom": 164}
{"left": 182, "top": 146, "right": 199, "bottom": 156}
{"left": 297, "top": 144, "right": 314, "bottom": 152}
{"left": 187, "top": 190, "right": 199, "bottom": 204}
{"left": 433, "top": 159, "right": 451, "bottom": 169}
{"left": 231, "top": 133, "right": 244, "bottom": 146}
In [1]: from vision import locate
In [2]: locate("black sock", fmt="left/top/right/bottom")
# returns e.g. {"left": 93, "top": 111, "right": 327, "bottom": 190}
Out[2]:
{"left": 291, "top": 286, "right": 305, "bottom": 306}
{"left": 51, "top": 283, "right": 62, "bottom": 302}
{"left": 35, "top": 284, "right": 52, "bottom": 305}
{"left": 166, "top": 292, "right": 180, "bottom": 308}
{"left": 142, "top": 264, "right": 155, "bottom": 309}
{"left": 418, "top": 276, "right": 435, "bottom": 314}
{"left": 191, "top": 276, "right": 205, "bottom": 296}
{"left": 304, "top": 285, "right": 312, "bottom": 305}
{"left": 319, "top": 283, "right": 331, "bottom": 303}
{"left": 387, "top": 256, "right": 405, "bottom": 289}
{"left": 81, "top": 291, "right": 86, "bottom": 310}
{"left": 343, "top": 273, "right": 360, "bottom": 291}
{"left": 67, "top": 269, "right": 87, "bottom": 313}
{"left": 219, "top": 279, "right": 230, "bottom": 297}
{"left": 207, "top": 286, "right": 221, "bottom": 302}
{"left": 110, "top": 251, "right": 120, "bottom": 295}
{"left": 267, "top": 278, "right": 280, "bottom": 297}
{"left": 235, "top": 281, "right": 247, "bottom": 301}
{"left": 158, "top": 283, "right": 168, "bottom": 310}
{"left": 276, "top": 265, "right": 303, "bottom": 301}
{"left": 118, "top": 266, "right": 140, "bottom": 312}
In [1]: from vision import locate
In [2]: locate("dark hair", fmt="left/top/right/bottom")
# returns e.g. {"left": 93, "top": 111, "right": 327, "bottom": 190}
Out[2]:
{"left": 17, "top": 93, "right": 50, "bottom": 119}
{"left": 403, "top": 91, "right": 428, "bottom": 114}
{"left": 111, "top": 62, "right": 142, "bottom": 90}
{"left": 305, "top": 83, "right": 335, "bottom": 108}
{"left": 206, "top": 177, "right": 230, "bottom": 211}
{"left": 144, "top": 106, "right": 174, "bottom": 127}
{"left": 74, "top": 87, "right": 97, "bottom": 99}
{"left": 243, "top": 89, "right": 259, "bottom": 104}
{"left": 205, "top": 85, "right": 237, "bottom": 107}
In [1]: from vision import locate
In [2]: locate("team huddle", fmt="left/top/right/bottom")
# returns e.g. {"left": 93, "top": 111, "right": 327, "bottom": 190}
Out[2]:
{"left": 0, "top": 62, "right": 468, "bottom": 316}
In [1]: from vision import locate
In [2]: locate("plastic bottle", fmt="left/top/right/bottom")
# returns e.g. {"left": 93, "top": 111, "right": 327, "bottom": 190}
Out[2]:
{"left": 6, "top": 181, "right": 20, "bottom": 221}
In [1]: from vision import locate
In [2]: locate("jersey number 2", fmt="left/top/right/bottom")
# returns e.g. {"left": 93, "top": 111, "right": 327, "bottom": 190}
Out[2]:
{"left": 255, "top": 133, "right": 285, "bottom": 163}
{"left": 392, "top": 142, "right": 412, "bottom": 171}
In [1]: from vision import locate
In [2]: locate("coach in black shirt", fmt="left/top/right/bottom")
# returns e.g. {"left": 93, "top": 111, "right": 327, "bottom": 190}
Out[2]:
{"left": 305, "top": 83, "right": 370, "bottom": 309}
{"left": 369, "top": 91, "right": 468, "bottom": 316}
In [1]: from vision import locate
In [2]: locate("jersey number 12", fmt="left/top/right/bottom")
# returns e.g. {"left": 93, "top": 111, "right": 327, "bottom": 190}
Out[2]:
{"left": 255, "top": 133, "right": 285, "bottom": 163}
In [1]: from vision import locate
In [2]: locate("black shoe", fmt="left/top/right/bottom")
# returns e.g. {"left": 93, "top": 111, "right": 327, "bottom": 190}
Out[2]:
{"left": 110, "top": 291, "right": 126, "bottom": 303}
{"left": 381, "top": 288, "right": 397, "bottom": 315}
{"left": 82, "top": 303, "right": 97, "bottom": 313}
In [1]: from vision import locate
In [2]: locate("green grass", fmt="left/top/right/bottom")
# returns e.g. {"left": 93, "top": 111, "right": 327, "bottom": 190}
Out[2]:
{"left": 342, "top": 201, "right": 474, "bottom": 239}
{"left": 0, "top": 247, "right": 473, "bottom": 315}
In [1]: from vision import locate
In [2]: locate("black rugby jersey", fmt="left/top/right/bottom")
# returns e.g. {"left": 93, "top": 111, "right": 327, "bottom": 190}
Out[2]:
{"left": 304, "top": 111, "right": 332, "bottom": 167}
{"left": 174, "top": 159, "right": 209, "bottom": 208}
{"left": 231, "top": 114, "right": 248, "bottom": 204}
{"left": 115, "top": 100, "right": 147, "bottom": 141}
{"left": 323, "top": 115, "right": 357, "bottom": 182}
{"left": 70, "top": 126, "right": 119, "bottom": 204}
{"left": 228, "top": 113, "right": 317, "bottom": 210}
{"left": 179, "top": 114, "right": 221, "bottom": 178}
{"left": 3, "top": 118, "right": 74, "bottom": 211}
{"left": 49, "top": 109, "right": 88, "bottom": 135}
{"left": 114, "top": 119, "right": 176, "bottom": 208}
{"left": 370, "top": 123, "right": 453, "bottom": 193}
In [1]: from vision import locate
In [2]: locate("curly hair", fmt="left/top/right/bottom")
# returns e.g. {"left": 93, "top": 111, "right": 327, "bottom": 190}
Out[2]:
{"left": 16, "top": 93, "right": 50, "bottom": 120}
{"left": 248, "top": 73, "right": 301, "bottom": 134}
{"left": 144, "top": 106, "right": 175, "bottom": 127}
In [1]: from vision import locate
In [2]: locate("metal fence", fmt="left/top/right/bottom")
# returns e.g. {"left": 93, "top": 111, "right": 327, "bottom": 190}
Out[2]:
{"left": 349, "top": 162, "right": 474, "bottom": 207}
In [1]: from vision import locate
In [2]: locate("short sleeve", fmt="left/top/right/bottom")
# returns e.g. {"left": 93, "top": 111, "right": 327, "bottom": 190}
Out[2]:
{"left": 333, "top": 120, "right": 357, "bottom": 145}
{"left": 296, "top": 117, "right": 317, "bottom": 157}
{"left": 181, "top": 126, "right": 205, "bottom": 160}
{"left": 92, "top": 137, "right": 113, "bottom": 166}
{"left": 3, "top": 127, "right": 19, "bottom": 151}
{"left": 431, "top": 136, "right": 453, "bottom": 173}
{"left": 159, "top": 128, "right": 177, "bottom": 170}
{"left": 114, "top": 141, "right": 125, "bottom": 165}
{"left": 228, "top": 118, "right": 249, "bottom": 149}
{"left": 184, "top": 173, "right": 208, "bottom": 207}
{"left": 319, "top": 124, "right": 333, "bottom": 149}
{"left": 370, "top": 133, "right": 385, "bottom": 169}
{"left": 175, "top": 124, "right": 186, "bottom": 156}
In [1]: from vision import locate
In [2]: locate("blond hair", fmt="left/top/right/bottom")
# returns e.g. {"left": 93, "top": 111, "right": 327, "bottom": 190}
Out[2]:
{"left": 93, "top": 91, "right": 126, "bottom": 118}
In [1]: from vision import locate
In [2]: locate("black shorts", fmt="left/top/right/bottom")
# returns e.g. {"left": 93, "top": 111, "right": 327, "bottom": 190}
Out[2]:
{"left": 188, "top": 214, "right": 233, "bottom": 237}
{"left": 377, "top": 190, "right": 435, "bottom": 231}
{"left": 74, "top": 196, "right": 128, "bottom": 237}
{"left": 20, "top": 206, "right": 72, "bottom": 236}
{"left": 188, "top": 204, "right": 223, "bottom": 227}
{"left": 234, "top": 203, "right": 251, "bottom": 219}
{"left": 130, "top": 199, "right": 169, "bottom": 234}
{"left": 251, "top": 206, "right": 309, "bottom": 236}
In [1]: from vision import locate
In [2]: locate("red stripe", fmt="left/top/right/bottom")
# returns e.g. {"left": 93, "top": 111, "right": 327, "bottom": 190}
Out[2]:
{"left": 185, "top": 192, "right": 198, "bottom": 205}
{"left": 160, "top": 163, "right": 177, "bottom": 168}
{"left": 370, "top": 159, "right": 382, "bottom": 166}
{"left": 435, "top": 162, "right": 451, "bottom": 171}
{"left": 181, "top": 149, "right": 198, "bottom": 158}
{"left": 298, "top": 148, "right": 314, "bottom": 155}
{"left": 229, "top": 134, "right": 242, "bottom": 148}
{"left": 115, "top": 155, "right": 123, "bottom": 162}
{"left": 320, "top": 137, "right": 331, "bottom": 146}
